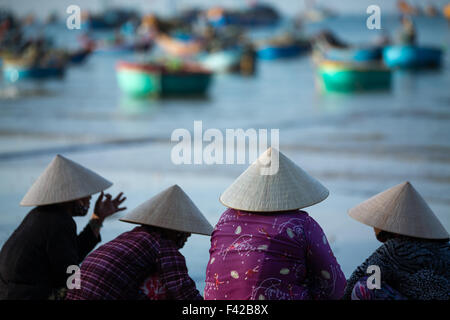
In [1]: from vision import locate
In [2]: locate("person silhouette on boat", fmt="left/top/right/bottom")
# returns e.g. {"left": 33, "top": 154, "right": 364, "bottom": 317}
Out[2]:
{"left": 396, "top": 15, "right": 416, "bottom": 45}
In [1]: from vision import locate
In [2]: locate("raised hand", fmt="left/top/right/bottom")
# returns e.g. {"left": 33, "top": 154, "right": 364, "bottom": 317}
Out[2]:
{"left": 93, "top": 192, "right": 127, "bottom": 222}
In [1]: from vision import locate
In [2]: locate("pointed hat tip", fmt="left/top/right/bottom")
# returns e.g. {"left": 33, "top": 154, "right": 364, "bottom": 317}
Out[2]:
{"left": 261, "top": 146, "right": 280, "bottom": 159}
{"left": 54, "top": 154, "right": 68, "bottom": 162}
{"left": 399, "top": 181, "right": 413, "bottom": 190}
{"left": 170, "top": 184, "right": 182, "bottom": 192}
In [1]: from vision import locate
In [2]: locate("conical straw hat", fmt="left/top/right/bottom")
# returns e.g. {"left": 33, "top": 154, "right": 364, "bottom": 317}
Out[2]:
{"left": 349, "top": 181, "right": 449, "bottom": 240}
{"left": 220, "top": 147, "right": 329, "bottom": 212}
{"left": 20, "top": 154, "right": 113, "bottom": 206}
{"left": 120, "top": 185, "right": 213, "bottom": 236}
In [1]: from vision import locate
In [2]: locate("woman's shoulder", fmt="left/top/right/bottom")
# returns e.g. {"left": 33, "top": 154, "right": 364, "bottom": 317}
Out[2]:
{"left": 377, "top": 237, "right": 450, "bottom": 265}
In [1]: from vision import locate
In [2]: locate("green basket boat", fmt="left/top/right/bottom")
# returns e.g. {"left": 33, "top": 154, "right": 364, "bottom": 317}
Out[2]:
{"left": 317, "top": 60, "right": 392, "bottom": 93}
{"left": 116, "top": 61, "right": 213, "bottom": 98}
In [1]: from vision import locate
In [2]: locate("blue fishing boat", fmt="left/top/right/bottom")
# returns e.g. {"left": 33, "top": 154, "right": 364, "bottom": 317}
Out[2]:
{"left": 383, "top": 46, "right": 443, "bottom": 69}
{"left": 257, "top": 43, "right": 309, "bottom": 60}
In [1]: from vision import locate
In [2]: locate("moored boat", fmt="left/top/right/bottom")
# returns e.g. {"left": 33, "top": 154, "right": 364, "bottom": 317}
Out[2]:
{"left": 2, "top": 60, "right": 66, "bottom": 82}
{"left": 116, "top": 60, "right": 213, "bottom": 97}
{"left": 68, "top": 48, "right": 92, "bottom": 64}
{"left": 257, "top": 42, "right": 309, "bottom": 60}
{"left": 317, "top": 60, "right": 391, "bottom": 93}
{"left": 198, "top": 49, "right": 242, "bottom": 73}
{"left": 383, "top": 45, "right": 442, "bottom": 69}
{"left": 322, "top": 46, "right": 383, "bottom": 63}
{"left": 155, "top": 35, "right": 203, "bottom": 57}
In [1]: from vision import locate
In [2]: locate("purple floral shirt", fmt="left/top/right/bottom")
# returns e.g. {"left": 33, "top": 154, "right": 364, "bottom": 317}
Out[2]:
{"left": 204, "top": 209, "right": 346, "bottom": 300}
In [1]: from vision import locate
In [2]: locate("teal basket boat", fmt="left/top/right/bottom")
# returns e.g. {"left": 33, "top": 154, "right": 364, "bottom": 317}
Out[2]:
{"left": 116, "top": 61, "right": 213, "bottom": 98}
{"left": 318, "top": 60, "right": 392, "bottom": 93}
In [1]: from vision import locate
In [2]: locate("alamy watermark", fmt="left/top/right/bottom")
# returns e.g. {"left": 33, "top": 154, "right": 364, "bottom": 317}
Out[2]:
{"left": 66, "top": 5, "right": 81, "bottom": 30}
{"left": 66, "top": 265, "right": 80, "bottom": 289}
{"left": 366, "top": 265, "right": 381, "bottom": 289}
{"left": 171, "top": 121, "right": 280, "bottom": 175}
{"left": 366, "top": 5, "right": 381, "bottom": 30}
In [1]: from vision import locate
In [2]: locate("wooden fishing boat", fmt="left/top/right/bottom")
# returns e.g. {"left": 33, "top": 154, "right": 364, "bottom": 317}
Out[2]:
{"left": 383, "top": 45, "right": 442, "bottom": 69}
{"left": 317, "top": 60, "right": 391, "bottom": 93}
{"left": 116, "top": 61, "right": 213, "bottom": 97}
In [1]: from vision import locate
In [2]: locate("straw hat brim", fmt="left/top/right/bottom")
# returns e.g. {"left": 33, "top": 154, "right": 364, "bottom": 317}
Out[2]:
{"left": 20, "top": 154, "right": 112, "bottom": 207}
{"left": 348, "top": 182, "right": 449, "bottom": 240}
{"left": 219, "top": 147, "right": 329, "bottom": 212}
{"left": 120, "top": 184, "right": 213, "bottom": 236}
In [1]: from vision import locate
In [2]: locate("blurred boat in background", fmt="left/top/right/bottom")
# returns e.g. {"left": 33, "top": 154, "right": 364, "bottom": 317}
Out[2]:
{"left": 319, "top": 46, "right": 383, "bottom": 63}
{"left": 155, "top": 34, "right": 203, "bottom": 57}
{"left": 383, "top": 46, "right": 443, "bottom": 69}
{"left": 256, "top": 33, "right": 310, "bottom": 60}
{"left": 116, "top": 60, "right": 213, "bottom": 98}
{"left": 116, "top": 61, "right": 160, "bottom": 97}
{"left": 205, "top": 4, "right": 280, "bottom": 28}
{"left": 312, "top": 30, "right": 385, "bottom": 64}
{"left": 3, "top": 59, "right": 66, "bottom": 82}
{"left": 68, "top": 48, "right": 92, "bottom": 65}
{"left": 1, "top": 45, "right": 68, "bottom": 82}
{"left": 257, "top": 43, "right": 309, "bottom": 60}
{"left": 198, "top": 48, "right": 242, "bottom": 73}
{"left": 81, "top": 8, "right": 140, "bottom": 31}
{"left": 317, "top": 60, "right": 391, "bottom": 93}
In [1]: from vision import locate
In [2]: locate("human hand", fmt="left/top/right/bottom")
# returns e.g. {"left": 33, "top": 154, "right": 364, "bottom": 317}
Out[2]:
{"left": 93, "top": 192, "right": 127, "bottom": 222}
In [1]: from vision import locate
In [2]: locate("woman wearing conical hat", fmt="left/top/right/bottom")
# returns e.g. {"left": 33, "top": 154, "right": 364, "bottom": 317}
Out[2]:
{"left": 0, "top": 155, "right": 126, "bottom": 300}
{"left": 343, "top": 182, "right": 450, "bottom": 300}
{"left": 204, "top": 148, "right": 346, "bottom": 300}
{"left": 66, "top": 184, "right": 213, "bottom": 300}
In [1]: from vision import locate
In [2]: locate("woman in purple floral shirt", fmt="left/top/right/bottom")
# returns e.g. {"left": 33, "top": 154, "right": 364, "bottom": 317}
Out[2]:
{"left": 205, "top": 148, "right": 346, "bottom": 300}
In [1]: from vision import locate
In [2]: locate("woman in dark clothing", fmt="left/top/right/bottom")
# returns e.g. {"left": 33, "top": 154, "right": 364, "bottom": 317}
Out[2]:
{"left": 0, "top": 154, "right": 126, "bottom": 300}
{"left": 343, "top": 181, "right": 449, "bottom": 300}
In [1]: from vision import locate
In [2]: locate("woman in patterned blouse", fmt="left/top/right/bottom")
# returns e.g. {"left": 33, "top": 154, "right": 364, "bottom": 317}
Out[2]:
{"left": 204, "top": 148, "right": 346, "bottom": 300}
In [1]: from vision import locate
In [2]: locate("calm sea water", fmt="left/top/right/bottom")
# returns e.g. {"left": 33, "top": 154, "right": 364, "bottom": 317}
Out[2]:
{"left": 0, "top": 15, "right": 449, "bottom": 294}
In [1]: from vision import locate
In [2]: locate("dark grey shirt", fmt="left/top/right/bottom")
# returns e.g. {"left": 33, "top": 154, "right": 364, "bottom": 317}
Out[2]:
{"left": 343, "top": 237, "right": 450, "bottom": 300}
